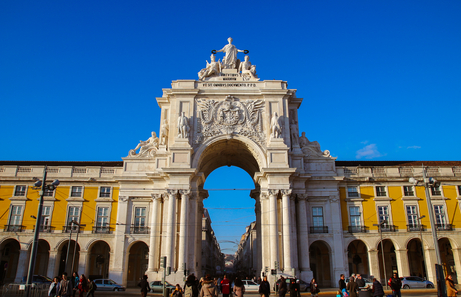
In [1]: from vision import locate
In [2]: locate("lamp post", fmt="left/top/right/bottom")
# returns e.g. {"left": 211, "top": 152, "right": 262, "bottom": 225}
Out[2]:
{"left": 418, "top": 215, "right": 427, "bottom": 279}
{"left": 26, "top": 166, "right": 59, "bottom": 297}
{"left": 70, "top": 221, "right": 85, "bottom": 274}
{"left": 373, "top": 220, "right": 387, "bottom": 286}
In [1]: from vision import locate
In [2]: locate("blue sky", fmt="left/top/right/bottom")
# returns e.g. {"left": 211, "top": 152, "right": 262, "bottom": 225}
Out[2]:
{"left": 1, "top": 1, "right": 460, "bottom": 254}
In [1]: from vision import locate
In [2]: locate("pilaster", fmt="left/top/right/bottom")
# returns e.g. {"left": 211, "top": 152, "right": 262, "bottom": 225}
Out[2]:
{"left": 15, "top": 248, "right": 29, "bottom": 283}
{"left": 281, "top": 189, "right": 292, "bottom": 272}
{"left": 178, "top": 189, "right": 190, "bottom": 273}
{"left": 394, "top": 249, "right": 410, "bottom": 277}
{"left": 147, "top": 194, "right": 161, "bottom": 272}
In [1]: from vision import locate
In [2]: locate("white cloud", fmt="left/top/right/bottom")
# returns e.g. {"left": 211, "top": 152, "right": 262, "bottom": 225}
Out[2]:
{"left": 361, "top": 140, "right": 369, "bottom": 145}
{"left": 407, "top": 146, "right": 421, "bottom": 149}
{"left": 356, "top": 144, "right": 383, "bottom": 159}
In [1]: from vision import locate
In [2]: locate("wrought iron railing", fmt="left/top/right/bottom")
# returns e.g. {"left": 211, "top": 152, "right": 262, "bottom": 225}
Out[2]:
{"left": 92, "top": 226, "right": 113, "bottom": 234}
{"left": 436, "top": 224, "right": 453, "bottom": 231}
{"left": 130, "top": 226, "right": 150, "bottom": 234}
{"left": 348, "top": 226, "right": 368, "bottom": 233}
{"left": 4, "top": 225, "right": 24, "bottom": 232}
{"left": 62, "top": 225, "right": 84, "bottom": 233}
{"left": 407, "top": 224, "right": 425, "bottom": 232}
{"left": 310, "top": 226, "right": 328, "bottom": 233}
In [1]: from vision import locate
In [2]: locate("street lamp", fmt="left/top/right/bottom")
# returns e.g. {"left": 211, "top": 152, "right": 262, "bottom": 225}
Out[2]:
{"left": 418, "top": 215, "right": 427, "bottom": 279}
{"left": 26, "top": 166, "right": 59, "bottom": 297}
{"left": 65, "top": 220, "right": 85, "bottom": 275}
{"left": 373, "top": 220, "right": 387, "bottom": 286}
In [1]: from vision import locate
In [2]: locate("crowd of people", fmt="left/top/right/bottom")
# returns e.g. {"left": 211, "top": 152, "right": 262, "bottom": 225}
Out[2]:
{"left": 47, "top": 272, "right": 96, "bottom": 297}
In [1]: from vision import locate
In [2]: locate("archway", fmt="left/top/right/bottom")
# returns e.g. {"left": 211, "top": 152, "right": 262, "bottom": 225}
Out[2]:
{"left": 0, "top": 239, "right": 20, "bottom": 285}
{"left": 127, "top": 241, "right": 148, "bottom": 287}
{"left": 309, "top": 241, "right": 331, "bottom": 287}
{"left": 87, "top": 241, "right": 111, "bottom": 279}
{"left": 407, "top": 238, "right": 426, "bottom": 278}
{"left": 377, "top": 239, "right": 396, "bottom": 282}
{"left": 32, "top": 240, "right": 50, "bottom": 276}
{"left": 347, "top": 240, "right": 369, "bottom": 277}
{"left": 57, "top": 240, "right": 80, "bottom": 275}
{"left": 438, "top": 238, "right": 456, "bottom": 280}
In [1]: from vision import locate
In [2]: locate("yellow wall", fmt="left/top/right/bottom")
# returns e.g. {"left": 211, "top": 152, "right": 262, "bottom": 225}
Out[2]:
{"left": 0, "top": 185, "right": 14, "bottom": 227}
{"left": 360, "top": 186, "right": 377, "bottom": 230}
{"left": 443, "top": 185, "right": 461, "bottom": 226}
{"left": 339, "top": 187, "right": 348, "bottom": 230}
{"left": 23, "top": 186, "right": 40, "bottom": 230}
{"left": 389, "top": 186, "right": 405, "bottom": 230}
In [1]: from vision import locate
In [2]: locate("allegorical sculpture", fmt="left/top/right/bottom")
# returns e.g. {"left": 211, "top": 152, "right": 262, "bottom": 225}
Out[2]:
{"left": 239, "top": 56, "right": 257, "bottom": 80}
{"left": 198, "top": 54, "right": 222, "bottom": 80}
{"left": 160, "top": 119, "right": 169, "bottom": 145}
{"left": 299, "top": 132, "right": 331, "bottom": 157}
{"left": 216, "top": 37, "right": 246, "bottom": 69}
{"left": 270, "top": 112, "right": 282, "bottom": 138}
{"left": 129, "top": 131, "right": 159, "bottom": 157}
{"left": 290, "top": 120, "right": 299, "bottom": 146}
{"left": 177, "top": 112, "right": 190, "bottom": 139}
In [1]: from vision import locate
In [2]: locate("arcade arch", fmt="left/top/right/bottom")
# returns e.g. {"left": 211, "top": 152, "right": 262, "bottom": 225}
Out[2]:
{"left": 377, "top": 239, "right": 396, "bottom": 281}
{"left": 309, "top": 241, "right": 332, "bottom": 287}
{"left": 347, "top": 240, "right": 369, "bottom": 277}
{"left": 57, "top": 240, "right": 80, "bottom": 275}
{"left": 86, "top": 240, "right": 111, "bottom": 279}
{"left": 127, "top": 241, "right": 149, "bottom": 287}
{"left": 407, "top": 238, "right": 426, "bottom": 278}
{"left": 0, "top": 239, "right": 20, "bottom": 284}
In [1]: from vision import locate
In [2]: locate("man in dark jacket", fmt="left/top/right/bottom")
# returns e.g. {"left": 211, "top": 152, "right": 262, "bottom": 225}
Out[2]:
{"left": 338, "top": 274, "right": 346, "bottom": 292}
{"left": 278, "top": 276, "right": 287, "bottom": 297}
{"left": 389, "top": 273, "right": 402, "bottom": 297}
{"left": 138, "top": 274, "right": 150, "bottom": 297}
{"left": 356, "top": 274, "right": 365, "bottom": 288}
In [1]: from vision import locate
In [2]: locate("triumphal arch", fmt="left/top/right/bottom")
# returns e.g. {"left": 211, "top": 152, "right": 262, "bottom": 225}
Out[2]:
{"left": 116, "top": 38, "right": 347, "bottom": 284}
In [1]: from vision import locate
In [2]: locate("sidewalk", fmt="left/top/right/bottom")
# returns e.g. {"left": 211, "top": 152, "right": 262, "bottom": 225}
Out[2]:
{"left": 299, "top": 287, "right": 438, "bottom": 295}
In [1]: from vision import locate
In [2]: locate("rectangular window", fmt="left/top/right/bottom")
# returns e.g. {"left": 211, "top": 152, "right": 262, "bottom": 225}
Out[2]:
{"left": 9, "top": 205, "right": 23, "bottom": 225}
{"left": 434, "top": 205, "right": 445, "bottom": 227}
{"left": 376, "top": 186, "right": 387, "bottom": 197}
{"left": 377, "top": 206, "right": 389, "bottom": 226}
{"left": 457, "top": 185, "right": 461, "bottom": 196}
{"left": 404, "top": 186, "right": 414, "bottom": 196}
{"left": 312, "top": 207, "right": 324, "bottom": 226}
{"left": 349, "top": 206, "right": 361, "bottom": 226}
{"left": 347, "top": 187, "right": 359, "bottom": 197}
{"left": 71, "top": 186, "right": 83, "bottom": 197}
{"left": 134, "top": 207, "right": 146, "bottom": 227}
{"left": 96, "top": 207, "right": 109, "bottom": 227}
{"left": 406, "top": 205, "right": 419, "bottom": 227}
{"left": 43, "top": 187, "right": 54, "bottom": 197}
{"left": 99, "top": 187, "right": 111, "bottom": 198}
{"left": 40, "top": 206, "right": 51, "bottom": 231}
{"left": 14, "top": 185, "right": 27, "bottom": 196}
{"left": 431, "top": 185, "right": 442, "bottom": 196}
{"left": 67, "top": 206, "right": 81, "bottom": 231}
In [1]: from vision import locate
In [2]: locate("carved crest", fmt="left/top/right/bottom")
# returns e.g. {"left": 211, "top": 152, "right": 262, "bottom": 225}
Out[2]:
{"left": 195, "top": 96, "right": 265, "bottom": 145}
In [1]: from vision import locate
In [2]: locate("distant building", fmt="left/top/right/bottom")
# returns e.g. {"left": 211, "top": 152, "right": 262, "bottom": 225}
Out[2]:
{"left": 202, "top": 208, "right": 224, "bottom": 276}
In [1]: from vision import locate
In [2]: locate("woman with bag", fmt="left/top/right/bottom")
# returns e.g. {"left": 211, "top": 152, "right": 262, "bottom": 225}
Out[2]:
{"left": 200, "top": 275, "right": 218, "bottom": 297}
{"left": 446, "top": 274, "right": 458, "bottom": 297}
{"left": 309, "top": 278, "right": 319, "bottom": 297}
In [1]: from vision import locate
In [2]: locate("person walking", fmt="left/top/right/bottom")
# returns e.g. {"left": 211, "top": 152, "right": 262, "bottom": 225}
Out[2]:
{"left": 259, "top": 276, "right": 270, "bottom": 297}
{"left": 58, "top": 272, "right": 73, "bottom": 297}
{"left": 289, "top": 278, "right": 300, "bottom": 297}
{"left": 446, "top": 274, "right": 458, "bottom": 297}
{"left": 221, "top": 275, "right": 231, "bottom": 297}
{"left": 389, "top": 273, "right": 402, "bottom": 297}
{"left": 138, "top": 275, "right": 150, "bottom": 297}
{"left": 72, "top": 272, "right": 79, "bottom": 297}
{"left": 184, "top": 274, "right": 199, "bottom": 297}
{"left": 200, "top": 275, "right": 218, "bottom": 297}
{"left": 371, "top": 278, "right": 384, "bottom": 297}
{"left": 77, "top": 274, "right": 88, "bottom": 297}
{"left": 171, "top": 284, "right": 183, "bottom": 297}
{"left": 355, "top": 274, "right": 365, "bottom": 288}
{"left": 278, "top": 276, "right": 287, "bottom": 297}
{"left": 338, "top": 274, "right": 346, "bottom": 293}
{"left": 233, "top": 278, "right": 245, "bottom": 297}
{"left": 309, "top": 278, "right": 319, "bottom": 297}
{"left": 86, "top": 278, "right": 96, "bottom": 297}
{"left": 48, "top": 276, "right": 60, "bottom": 297}
{"left": 346, "top": 277, "right": 358, "bottom": 297}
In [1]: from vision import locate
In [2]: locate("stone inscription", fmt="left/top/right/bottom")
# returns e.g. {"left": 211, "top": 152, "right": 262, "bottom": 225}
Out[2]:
{"left": 202, "top": 83, "right": 257, "bottom": 87}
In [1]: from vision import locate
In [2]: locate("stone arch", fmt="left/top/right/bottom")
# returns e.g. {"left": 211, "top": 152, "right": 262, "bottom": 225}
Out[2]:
{"left": 403, "top": 234, "right": 430, "bottom": 250}
{"left": 0, "top": 238, "right": 21, "bottom": 284}
{"left": 407, "top": 238, "right": 426, "bottom": 279}
{"left": 438, "top": 237, "right": 457, "bottom": 280}
{"left": 85, "top": 238, "right": 112, "bottom": 252}
{"left": 374, "top": 237, "right": 400, "bottom": 250}
{"left": 309, "top": 240, "right": 332, "bottom": 287}
{"left": 56, "top": 239, "right": 80, "bottom": 275}
{"left": 86, "top": 240, "right": 111, "bottom": 279}
{"left": 377, "top": 239, "right": 396, "bottom": 282}
{"left": 30, "top": 239, "right": 50, "bottom": 276}
{"left": 347, "top": 240, "right": 370, "bottom": 277}
{"left": 125, "top": 241, "right": 149, "bottom": 287}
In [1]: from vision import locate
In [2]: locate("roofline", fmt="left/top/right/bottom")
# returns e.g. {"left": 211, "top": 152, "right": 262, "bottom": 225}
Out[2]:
{"left": 335, "top": 160, "right": 461, "bottom": 166}
{"left": 0, "top": 160, "right": 123, "bottom": 167}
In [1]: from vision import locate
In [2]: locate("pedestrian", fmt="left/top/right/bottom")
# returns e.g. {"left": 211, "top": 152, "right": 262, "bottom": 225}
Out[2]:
{"left": 138, "top": 275, "right": 150, "bottom": 297}
{"left": 221, "top": 275, "right": 231, "bottom": 297}
{"left": 48, "top": 276, "right": 60, "bottom": 297}
{"left": 309, "top": 278, "right": 319, "bottom": 297}
{"left": 355, "top": 274, "right": 365, "bottom": 288}
{"left": 259, "top": 276, "right": 270, "bottom": 297}
{"left": 77, "top": 274, "right": 88, "bottom": 297}
{"left": 58, "top": 272, "right": 73, "bottom": 297}
{"left": 86, "top": 278, "right": 96, "bottom": 297}
{"left": 371, "top": 278, "right": 384, "bottom": 297}
{"left": 72, "top": 272, "right": 79, "bottom": 297}
{"left": 338, "top": 274, "right": 346, "bottom": 292}
{"left": 289, "top": 278, "right": 300, "bottom": 297}
{"left": 446, "top": 274, "right": 458, "bottom": 297}
{"left": 346, "top": 277, "right": 358, "bottom": 297}
{"left": 389, "top": 273, "right": 401, "bottom": 297}
{"left": 233, "top": 278, "right": 245, "bottom": 297}
{"left": 171, "top": 284, "right": 183, "bottom": 297}
{"left": 200, "top": 274, "right": 218, "bottom": 297}
{"left": 278, "top": 276, "right": 287, "bottom": 297}
{"left": 184, "top": 274, "right": 199, "bottom": 297}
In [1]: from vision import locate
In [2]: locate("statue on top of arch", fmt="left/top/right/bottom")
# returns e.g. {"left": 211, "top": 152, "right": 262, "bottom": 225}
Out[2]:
{"left": 299, "top": 132, "right": 331, "bottom": 158}
{"left": 128, "top": 131, "right": 159, "bottom": 158}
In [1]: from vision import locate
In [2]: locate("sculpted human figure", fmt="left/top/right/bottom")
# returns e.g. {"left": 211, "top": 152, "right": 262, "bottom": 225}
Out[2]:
{"left": 177, "top": 112, "right": 190, "bottom": 138}
{"left": 270, "top": 112, "right": 282, "bottom": 138}
{"left": 290, "top": 120, "right": 299, "bottom": 146}
{"left": 216, "top": 37, "right": 245, "bottom": 69}
{"left": 160, "top": 119, "right": 169, "bottom": 145}
{"left": 130, "top": 131, "right": 159, "bottom": 157}
{"left": 198, "top": 54, "right": 222, "bottom": 80}
{"left": 299, "top": 131, "right": 330, "bottom": 157}
{"left": 239, "top": 55, "right": 257, "bottom": 79}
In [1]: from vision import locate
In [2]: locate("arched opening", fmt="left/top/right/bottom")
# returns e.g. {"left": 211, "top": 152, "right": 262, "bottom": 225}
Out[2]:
{"left": 0, "top": 239, "right": 21, "bottom": 285}
{"left": 377, "top": 239, "right": 396, "bottom": 282}
{"left": 127, "top": 241, "right": 148, "bottom": 287}
{"left": 407, "top": 238, "right": 426, "bottom": 279}
{"left": 309, "top": 241, "right": 331, "bottom": 287}
{"left": 203, "top": 166, "right": 256, "bottom": 278}
{"left": 58, "top": 240, "right": 80, "bottom": 275}
{"left": 347, "top": 240, "right": 369, "bottom": 277}
{"left": 87, "top": 241, "right": 111, "bottom": 279}
{"left": 31, "top": 240, "right": 50, "bottom": 276}
{"left": 438, "top": 238, "right": 456, "bottom": 280}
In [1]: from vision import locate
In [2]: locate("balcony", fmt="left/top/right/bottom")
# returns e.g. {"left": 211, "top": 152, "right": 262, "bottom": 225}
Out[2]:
{"left": 348, "top": 226, "right": 368, "bottom": 233}
{"left": 62, "top": 225, "right": 84, "bottom": 233}
{"left": 378, "top": 225, "right": 397, "bottom": 232}
{"left": 130, "top": 226, "right": 150, "bottom": 234}
{"left": 436, "top": 224, "right": 453, "bottom": 231}
{"left": 407, "top": 224, "right": 425, "bottom": 232}
{"left": 4, "top": 225, "right": 24, "bottom": 232}
{"left": 310, "top": 226, "right": 328, "bottom": 233}
{"left": 92, "top": 226, "right": 113, "bottom": 234}
{"left": 33, "top": 225, "right": 54, "bottom": 233}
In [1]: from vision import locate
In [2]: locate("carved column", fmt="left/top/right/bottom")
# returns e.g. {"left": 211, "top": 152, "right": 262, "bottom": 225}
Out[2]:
{"left": 394, "top": 249, "right": 410, "bottom": 277}
{"left": 260, "top": 192, "right": 269, "bottom": 274}
{"left": 165, "top": 189, "right": 177, "bottom": 269}
{"left": 296, "top": 194, "right": 310, "bottom": 272}
{"left": 368, "top": 249, "right": 380, "bottom": 281}
{"left": 148, "top": 194, "right": 161, "bottom": 272}
{"left": 290, "top": 194, "right": 298, "bottom": 273}
{"left": 178, "top": 189, "right": 190, "bottom": 273}
{"left": 268, "top": 189, "right": 279, "bottom": 270}
{"left": 15, "top": 248, "right": 29, "bottom": 282}
{"left": 281, "top": 189, "right": 292, "bottom": 272}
